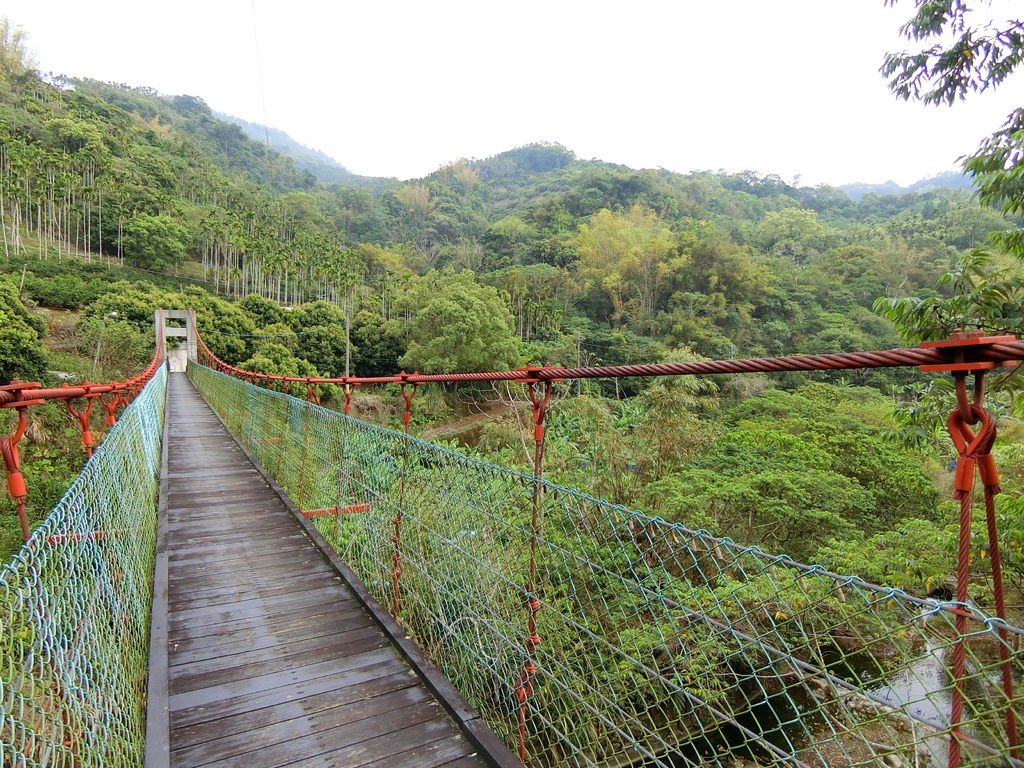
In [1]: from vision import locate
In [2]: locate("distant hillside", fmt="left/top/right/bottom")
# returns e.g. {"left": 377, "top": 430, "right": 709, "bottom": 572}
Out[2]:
{"left": 840, "top": 171, "right": 973, "bottom": 200}
{"left": 1, "top": 59, "right": 1015, "bottom": 382}
{"left": 215, "top": 112, "right": 387, "bottom": 190}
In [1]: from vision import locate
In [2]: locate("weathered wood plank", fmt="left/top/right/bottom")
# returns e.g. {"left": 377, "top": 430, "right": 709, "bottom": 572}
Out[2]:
{"left": 168, "top": 625, "right": 380, "bottom": 678}
{"left": 286, "top": 718, "right": 471, "bottom": 768}
{"left": 213, "top": 706, "right": 457, "bottom": 768}
{"left": 159, "top": 373, "right": 496, "bottom": 768}
{"left": 166, "top": 605, "right": 357, "bottom": 664}
{"left": 171, "top": 687, "right": 432, "bottom": 766}
{"left": 361, "top": 737, "right": 483, "bottom": 768}
{"left": 170, "top": 670, "right": 418, "bottom": 749}
{"left": 170, "top": 632, "right": 388, "bottom": 694}
{"left": 170, "top": 658, "right": 410, "bottom": 729}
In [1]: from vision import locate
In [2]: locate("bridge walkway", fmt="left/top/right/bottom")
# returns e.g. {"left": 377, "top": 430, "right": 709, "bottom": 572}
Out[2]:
{"left": 153, "top": 372, "right": 500, "bottom": 768}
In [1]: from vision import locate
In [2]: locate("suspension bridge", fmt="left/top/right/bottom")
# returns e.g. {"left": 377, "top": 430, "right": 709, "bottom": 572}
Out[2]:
{"left": 2, "top": 309, "right": 1024, "bottom": 768}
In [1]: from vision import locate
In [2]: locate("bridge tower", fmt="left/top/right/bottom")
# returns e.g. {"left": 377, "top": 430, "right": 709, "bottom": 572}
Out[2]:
{"left": 156, "top": 309, "right": 196, "bottom": 372}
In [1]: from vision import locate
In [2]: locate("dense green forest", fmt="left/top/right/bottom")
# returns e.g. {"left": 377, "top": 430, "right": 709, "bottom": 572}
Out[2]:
{"left": 1, "top": 13, "right": 1023, "bottom": 611}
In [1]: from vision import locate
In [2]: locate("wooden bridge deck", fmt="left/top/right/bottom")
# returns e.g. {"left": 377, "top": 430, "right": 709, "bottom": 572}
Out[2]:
{"left": 150, "top": 372, "right": 508, "bottom": 768}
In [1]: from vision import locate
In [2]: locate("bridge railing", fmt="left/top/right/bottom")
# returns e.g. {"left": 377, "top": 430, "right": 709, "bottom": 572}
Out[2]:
{"left": 190, "top": 361, "right": 1024, "bottom": 768}
{"left": 0, "top": 365, "right": 166, "bottom": 768}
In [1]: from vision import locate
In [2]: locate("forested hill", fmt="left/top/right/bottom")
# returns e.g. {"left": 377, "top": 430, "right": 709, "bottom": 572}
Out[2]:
{"left": 7, "top": 29, "right": 1024, "bottom": 595}
{"left": 0, "top": 51, "right": 1014, "bottom": 379}
{"left": 213, "top": 111, "right": 384, "bottom": 189}
{"left": 839, "top": 171, "right": 972, "bottom": 200}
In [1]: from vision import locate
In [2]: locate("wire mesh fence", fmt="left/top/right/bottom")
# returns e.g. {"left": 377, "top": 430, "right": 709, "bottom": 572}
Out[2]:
{"left": 190, "top": 362, "right": 1024, "bottom": 768}
{"left": 1, "top": 366, "right": 166, "bottom": 768}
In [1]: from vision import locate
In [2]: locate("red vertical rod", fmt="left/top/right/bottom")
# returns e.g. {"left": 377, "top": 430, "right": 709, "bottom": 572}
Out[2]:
{"left": 982, "top": 481, "right": 1019, "bottom": 759}
{"left": 343, "top": 382, "right": 355, "bottom": 416}
{"left": 66, "top": 384, "right": 99, "bottom": 458}
{"left": 305, "top": 377, "right": 320, "bottom": 406}
{"left": 945, "top": 372, "right": 1016, "bottom": 766}
{"left": 1, "top": 406, "right": 30, "bottom": 541}
{"left": 391, "top": 377, "right": 417, "bottom": 618}
{"left": 516, "top": 377, "right": 553, "bottom": 767}
{"left": 102, "top": 393, "right": 119, "bottom": 428}
{"left": 296, "top": 400, "right": 309, "bottom": 509}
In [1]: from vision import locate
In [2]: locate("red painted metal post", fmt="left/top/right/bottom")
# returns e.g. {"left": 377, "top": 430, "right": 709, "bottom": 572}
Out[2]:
{"left": 305, "top": 377, "right": 320, "bottom": 406}
{"left": 514, "top": 372, "right": 555, "bottom": 766}
{"left": 942, "top": 373, "right": 1018, "bottom": 766}
{"left": 66, "top": 383, "right": 102, "bottom": 458}
{"left": 296, "top": 399, "right": 309, "bottom": 510}
{"left": 391, "top": 376, "right": 417, "bottom": 618}
{"left": 342, "top": 381, "right": 355, "bottom": 416}
{"left": 917, "top": 334, "right": 1020, "bottom": 768}
{"left": 1, "top": 404, "right": 31, "bottom": 541}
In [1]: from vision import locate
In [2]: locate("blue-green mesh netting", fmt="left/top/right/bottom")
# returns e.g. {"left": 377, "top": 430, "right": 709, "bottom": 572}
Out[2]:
{"left": 190, "top": 363, "right": 1024, "bottom": 768}
{"left": 1, "top": 367, "right": 166, "bottom": 768}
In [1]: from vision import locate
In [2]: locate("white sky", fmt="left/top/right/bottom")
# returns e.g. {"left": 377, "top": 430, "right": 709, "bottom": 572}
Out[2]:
{"left": 4, "top": 0, "right": 1021, "bottom": 186}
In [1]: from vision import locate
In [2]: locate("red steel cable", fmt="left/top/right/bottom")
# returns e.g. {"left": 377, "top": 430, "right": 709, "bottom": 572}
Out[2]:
{"left": 194, "top": 325, "right": 1024, "bottom": 388}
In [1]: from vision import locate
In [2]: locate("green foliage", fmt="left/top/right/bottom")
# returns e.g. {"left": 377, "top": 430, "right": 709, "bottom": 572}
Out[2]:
{"left": 0, "top": 275, "right": 45, "bottom": 381}
{"left": 121, "top": 213, "right": 192, "bottom": 271}
{"left": 239, "top": 341, "right": 319, "bottom": 377}
{"left": 874, "top": 249, "right": 1024, "bottom": 342}
{"left": 82, "top": 281, "right": 169, "bottom": 332}
{"left": 184, "top": 287, "right": 257, "bottom": 363}
{"left": 575, "top": 205, "right": 683, "bottom": 332}
{"left": 239, "top": 293, "right": 286, "bottom": 327}
{"left": 298, "top": 326, "right": 348, "bottom": 377}
{"left": 0, "top": 18, "right": 35, "bottom": 81}
{"left": 817, "top": 517, "right": 954, "bottom": 593}
{"left": 72, "top": 315, "right": 151, "bottom": 375}
{"left": 0, "top": 53, "right": 1005, "bottom": 384}
{"left": 399, "top": 271, "right": 521, "bottom": 373}
{"left": 644, "top": 384, "right": 939, "bottom": 558}
{"left": 351, "top": 310, "right": 404, "bottom": 377}
{"left": 879, "top": 3, "right": 1024, "bottom": 436}
{"left": 882, "top": 1, "right": 1024, "bottom": 107}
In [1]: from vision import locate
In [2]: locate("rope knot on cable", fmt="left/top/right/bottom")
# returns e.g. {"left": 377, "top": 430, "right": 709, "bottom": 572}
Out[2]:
{"left": 947, "top": 403, "right": 999, "bottom": 498}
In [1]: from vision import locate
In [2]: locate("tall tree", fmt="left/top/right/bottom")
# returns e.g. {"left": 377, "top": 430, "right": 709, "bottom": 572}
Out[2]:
{"left": 575, "top": 204, "right": 684, "bottom": 334}
{"left": 399, "top": 270, "right": 521, "bottom": 373}
{"left": 883, "top": 1, "right": 1024, "bottom": 226}
{"left": 878, "top": 1, "right": 1024, "bottom": 340}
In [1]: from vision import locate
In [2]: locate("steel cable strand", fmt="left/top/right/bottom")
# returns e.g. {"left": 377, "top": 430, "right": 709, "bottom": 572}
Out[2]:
{"left": 190, "top": 319, "right": 1024, "bottom": 389}
{"left": 945, "top": 386, "right": 998, "bottom": 768}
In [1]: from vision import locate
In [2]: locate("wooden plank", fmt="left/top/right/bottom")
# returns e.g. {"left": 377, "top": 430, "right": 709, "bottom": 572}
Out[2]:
{"left": 171, "top": 687, "right": 432, "bottom": 766}
{"left": 360, "top": 736, "right": 485, "bottom": 768}
{"left": 167, "top": 574, "right": 341, "bottom": 609}
{"left": 161, "top": 374, "right": 513, "bottom": 768}
{"left": 168, "top": 624, "right": 381, "bottom": 677}
{"left": 170, "top": 631, "right": 387, "bottom": 694}
{"left": 206, "top": 704, "right": 453, "bottom": 768}
{"left": 167, "top": 605, "right": 359, "bottom": 664}
{"left": 165, "top": 499, "right": 285, "bottom": 516}
{"left": 166, "top": 597, "right": 355, "bottom": 643}
{"left": 170, "top": 658, "right": 410, "bottom": 728}
{"left": 166, "top": 557, "right": 325, "bottom": 586}
{"left": 166, "top": 486, "right": 279, "bottom": 503}
{"left": 168, "top": 583, "right": 343, "bottom": 619}
{"left": 167, "top": 576, "right": 327, "bottom": 603}
{"left": 168, "top": 541, "right": 318, "bottom": 566}
{"left": 170, "top": 671, "right": 419, "bottom": 749}
{"left": 169, "top": 647, "right": 398, "bottom": 711}
{"left": 165, "top": 516, "right": 296, "bottom": 534}
{"left": 433, "top": 756, "right": 491, "bottom": 768}
{"left": 286, "top": 718, "right": 470, "bottom": 768}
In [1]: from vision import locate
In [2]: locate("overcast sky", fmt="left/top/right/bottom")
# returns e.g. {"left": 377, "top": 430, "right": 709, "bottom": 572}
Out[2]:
{"left": 5, "top": 1, "right": 1021, "bottom": 186}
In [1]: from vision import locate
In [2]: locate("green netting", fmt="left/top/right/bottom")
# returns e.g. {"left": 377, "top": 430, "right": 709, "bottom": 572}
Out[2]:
{"left": 1, "top": 366, "right": 166, "bottom": 768}
{"left": 190, "top": 362, "right": 1024, "bottom": 768}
